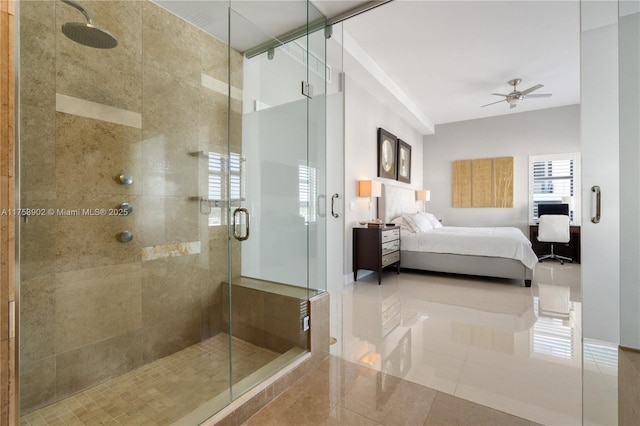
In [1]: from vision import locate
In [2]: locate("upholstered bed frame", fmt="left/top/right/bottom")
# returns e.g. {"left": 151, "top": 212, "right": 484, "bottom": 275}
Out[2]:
{"left": 379, "top": 184, "right": 533, "bottom": 287}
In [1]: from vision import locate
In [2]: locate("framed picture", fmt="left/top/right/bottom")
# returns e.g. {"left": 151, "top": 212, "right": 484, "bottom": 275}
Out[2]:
{"left": 377, "top": 128, "right": 397, "bottom": 179}
{"left": 397, "top": 139, "right": 411, "bottom": 183}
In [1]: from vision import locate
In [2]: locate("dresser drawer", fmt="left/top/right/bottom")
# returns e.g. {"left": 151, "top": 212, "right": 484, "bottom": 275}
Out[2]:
{"left": 381, "top": 228, "right": 400, "bottom": 243}
{"left": 381, "top": 250, "right": 400, "bottom": 267}
{"left": 382, "top": 240, "right": 399, "bottom": 255}
{"left": 353, "top": 225, "right": 401, "bottom": 285}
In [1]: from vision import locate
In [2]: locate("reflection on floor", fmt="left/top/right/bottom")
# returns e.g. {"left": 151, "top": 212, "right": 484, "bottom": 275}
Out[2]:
{"left": 317, "top": 262, "right": 617, "bottom": 426}
{"left": 244, "top": 356, "right": 540, "bottom": 425}
{"left": 329, "top": 264, "right": 583, "bottom": 425}
{"left": 583, "top": 339, "right": 619, "bottom": 426}
{"left": 20, "top": 334, "right": 279, "bottom": 426}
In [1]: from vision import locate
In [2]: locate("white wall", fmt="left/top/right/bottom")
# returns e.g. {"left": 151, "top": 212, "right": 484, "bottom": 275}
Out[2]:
{"left": 619, "top": 11, "right": 640, "bottom": 350}
{"left": 581, "top": 3, "right": 620, "bottom": 344}
{"left": 344, "top": 74, "right": 424, "bottom": 278}
{"left": 422, "top": 105, "right": 580, "bottom": 235}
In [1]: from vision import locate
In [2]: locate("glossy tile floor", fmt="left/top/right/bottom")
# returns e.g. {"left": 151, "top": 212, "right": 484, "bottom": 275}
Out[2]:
{"left": 243, "top": 356, "right": 541, "bottom": 425}
{"left": 246, "top": 262, "right": 618, "bottom": 426}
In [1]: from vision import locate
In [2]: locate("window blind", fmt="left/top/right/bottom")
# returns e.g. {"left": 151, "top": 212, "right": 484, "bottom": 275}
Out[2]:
{"left": 207, "top": 151, "right": 245, "bottom": 226}
{"left": 298, "top": 164, "right": 317, "bottom": 223}
{"left": 529, "top": 153, "right": 581, "bottom": 224}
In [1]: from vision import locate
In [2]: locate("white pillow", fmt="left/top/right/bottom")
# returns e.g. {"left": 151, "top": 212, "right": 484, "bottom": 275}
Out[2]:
{"left": 420, "top": 212, "right": 443, "bottom": 229}
{"left": 390, "top": 216, "right": 414, "bottom": 233}
{"left": 403, "top": 213, "right": 433, "bottom": 233}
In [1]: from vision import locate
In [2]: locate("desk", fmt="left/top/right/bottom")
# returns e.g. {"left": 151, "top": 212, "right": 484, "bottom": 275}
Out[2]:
{"left": 529, "top": 225, "right": 581, "bottom": 264}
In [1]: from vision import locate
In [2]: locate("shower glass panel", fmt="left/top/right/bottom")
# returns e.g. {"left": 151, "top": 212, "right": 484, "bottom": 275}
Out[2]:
{"left": 17, "top": 0, "right": 236, "bottom": 422}
{"left": 18, "top": 0, "right": 325, "bottom": 423}
{"left": 226, "top": 1, "right": 327, "bottom": 398}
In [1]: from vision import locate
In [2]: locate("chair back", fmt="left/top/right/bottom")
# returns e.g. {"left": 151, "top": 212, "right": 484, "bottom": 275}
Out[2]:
{"left": 537, "top": 214, "right": 570, "bottom": 243}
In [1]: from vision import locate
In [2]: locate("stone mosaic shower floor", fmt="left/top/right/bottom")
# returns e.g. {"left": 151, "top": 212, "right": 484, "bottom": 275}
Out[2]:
{"left": 20, "top": 334, "right": 281, "bottom": 426}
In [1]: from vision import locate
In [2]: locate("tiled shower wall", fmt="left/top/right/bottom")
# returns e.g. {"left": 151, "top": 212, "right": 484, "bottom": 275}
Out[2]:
{"left": 19, "top": 0, "right": 243, "bottom": 412}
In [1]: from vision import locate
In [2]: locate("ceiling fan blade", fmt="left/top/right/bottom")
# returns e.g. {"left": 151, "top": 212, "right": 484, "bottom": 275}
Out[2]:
{"left": 520, "top": 84, "right": 544, "bottom": 95}
{"left": 525, "top": 93, "right": 553, "bottom": 98}
{"left": 510, "top": 103, "right": 517, "bottom": 109}
{"left": 481, "top": 99, "right": 507, "bottom": 107}
{"left": 491, "top": 93, "right": 509, "bottom": 97}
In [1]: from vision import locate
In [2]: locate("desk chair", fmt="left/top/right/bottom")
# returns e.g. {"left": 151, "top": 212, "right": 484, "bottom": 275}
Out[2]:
{"left": 537, "top": 214, "right": 572, "bottom": 264}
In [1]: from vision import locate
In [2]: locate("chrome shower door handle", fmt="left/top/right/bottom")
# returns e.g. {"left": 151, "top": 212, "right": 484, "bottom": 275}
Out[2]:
{"left": 232, "top": 207, "right": 250, "bottom": 241}
{"left": 591, "top": 185, "right": 601, "bottom": 224}
{"left": 331, "top": 193, "right": 339, "bottom": 218}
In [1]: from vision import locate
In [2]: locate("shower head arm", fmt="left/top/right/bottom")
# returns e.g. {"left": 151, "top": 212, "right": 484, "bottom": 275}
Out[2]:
{"left": 59, "top": 0, "right": 94, "bottom": 25}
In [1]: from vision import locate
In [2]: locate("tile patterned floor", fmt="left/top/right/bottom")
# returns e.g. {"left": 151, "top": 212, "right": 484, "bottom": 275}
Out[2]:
{"left": 326, "top": 265, "right": 585, "bottom": 425}
{"left": 20, "top": 334, "right": 279, "bottom": 426}
{"left": 244, "top": 263, "right": 620, "bottom": 426}
{"left": 243, "top": 356, "right": 542, "bottom": 426}
{"left": 20, "top": 263, "right": 620, "bottom": 426}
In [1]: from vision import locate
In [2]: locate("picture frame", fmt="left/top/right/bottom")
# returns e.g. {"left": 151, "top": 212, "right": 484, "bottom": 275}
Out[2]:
{"left": 397, "top": 139, "right": 411, "bottom": 183}
{"left": 377, "top": 128, "right": 397, "bottom": 180}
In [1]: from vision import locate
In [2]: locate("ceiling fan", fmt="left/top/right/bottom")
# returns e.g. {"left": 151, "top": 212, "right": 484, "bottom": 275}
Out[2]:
{"left": 481, "top": 78, "right": 552, "bottom": 109}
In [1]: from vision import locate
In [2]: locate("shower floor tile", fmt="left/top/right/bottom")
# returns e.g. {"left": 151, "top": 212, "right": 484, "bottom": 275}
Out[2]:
{"left": 20, "top": 334, "right": 280, "bottom": 426}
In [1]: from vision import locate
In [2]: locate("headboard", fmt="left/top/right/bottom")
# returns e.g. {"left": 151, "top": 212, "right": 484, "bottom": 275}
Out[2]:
{"left": 378, "top": 184, "right": 419, "bottom": 222}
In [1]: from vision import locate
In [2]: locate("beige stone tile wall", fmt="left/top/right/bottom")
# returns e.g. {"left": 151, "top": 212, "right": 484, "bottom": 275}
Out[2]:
{"left": 19, "top": 0, "right": 242, "bottom": 413}
{"left": 1, "top": 0, "right": 17, "bottom": 423}
{"left": 223, "top": 283, "right": 310, "bottom": 355}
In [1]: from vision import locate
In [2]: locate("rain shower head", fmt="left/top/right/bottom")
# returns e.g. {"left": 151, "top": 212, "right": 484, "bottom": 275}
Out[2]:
{"left": 60, "top": 0, "right": 118, "bottom": 49}
{"left": 62, "top": 22, "right": 118, "bottom": 49}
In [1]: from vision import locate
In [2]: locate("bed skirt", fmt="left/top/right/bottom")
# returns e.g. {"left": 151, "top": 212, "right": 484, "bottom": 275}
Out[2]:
{"left": 401, "top": 250, "right": 533, "bottom": 287}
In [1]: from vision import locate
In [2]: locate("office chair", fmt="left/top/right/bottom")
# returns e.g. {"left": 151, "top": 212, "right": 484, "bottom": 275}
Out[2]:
{"left": 537, "top": 214, "right": 572, "bottom": 264}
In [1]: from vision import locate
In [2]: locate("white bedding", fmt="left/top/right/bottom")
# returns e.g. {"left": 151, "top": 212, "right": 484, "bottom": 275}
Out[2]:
{"left": 401, "top": 226, "right": 539, "bottom": 270}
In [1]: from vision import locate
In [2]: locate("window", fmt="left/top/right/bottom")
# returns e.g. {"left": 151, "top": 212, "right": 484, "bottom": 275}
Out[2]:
{"left": 299, "top": 164, "right": 317, "bottom": 224}
{"left": 208, "top": 151, "right": 245, "bottom": 226}
{"left": 529, "top": 153, "right": 581, "bottom": 224}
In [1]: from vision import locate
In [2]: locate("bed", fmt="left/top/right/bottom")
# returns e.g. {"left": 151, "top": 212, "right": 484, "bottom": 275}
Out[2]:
{"left": 379, "top": 184, "right": 537, "bottom": 287}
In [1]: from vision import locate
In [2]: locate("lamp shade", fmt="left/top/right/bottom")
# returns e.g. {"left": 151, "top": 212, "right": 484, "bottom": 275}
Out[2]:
{"left": 416, "top": 189, "right": 431, "bottom": 201}
{"left": 359, "top": 180, "right": 382, "bottom": 198}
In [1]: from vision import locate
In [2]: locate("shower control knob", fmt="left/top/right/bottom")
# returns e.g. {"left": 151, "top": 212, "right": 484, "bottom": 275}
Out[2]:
{"left": 119, "top": 203, "right": 134, "bottom": 215}
{"left": 118, "top": 174, "right": 133, "bottom": 185}
{"left": 118, "top": 231, "right": 134, "bottom": 243}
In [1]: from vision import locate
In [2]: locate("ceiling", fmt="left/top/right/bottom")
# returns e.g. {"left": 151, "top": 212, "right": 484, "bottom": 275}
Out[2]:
{"left": 154, "top": 0, "right": 581, "bottom": 134}
{"left": 339, "top": 0, "right": 580, "bottom": 132}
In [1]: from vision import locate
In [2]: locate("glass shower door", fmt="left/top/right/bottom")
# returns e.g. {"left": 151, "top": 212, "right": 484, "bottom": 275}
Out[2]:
{"left": 226, "top": 1, "right": 326, "bottom": 398}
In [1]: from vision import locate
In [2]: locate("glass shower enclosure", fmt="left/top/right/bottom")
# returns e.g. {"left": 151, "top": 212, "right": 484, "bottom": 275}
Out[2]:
{"left": 17, "top": 0, "right": 326, "bottom": 423}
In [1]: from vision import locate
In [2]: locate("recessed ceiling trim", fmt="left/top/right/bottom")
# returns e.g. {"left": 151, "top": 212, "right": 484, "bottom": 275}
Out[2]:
{"left": 343, "top": 30, "right": 435, "bottom": 135}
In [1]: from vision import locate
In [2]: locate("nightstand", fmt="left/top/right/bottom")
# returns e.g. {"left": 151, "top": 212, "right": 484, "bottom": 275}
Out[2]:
{"left": 353, "top": 225, "right": 401, "bottom": 285}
